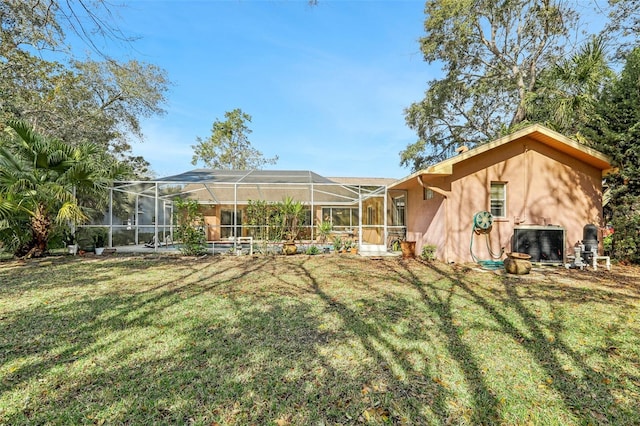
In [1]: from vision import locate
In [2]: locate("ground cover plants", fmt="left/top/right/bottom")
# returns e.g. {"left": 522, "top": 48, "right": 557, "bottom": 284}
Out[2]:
{"left": 1, "top": 255, "right": 639, "bottom": 425}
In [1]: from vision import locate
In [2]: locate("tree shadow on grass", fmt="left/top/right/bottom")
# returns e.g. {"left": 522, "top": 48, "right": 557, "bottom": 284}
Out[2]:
{"left": 1, "top": 256, "right": 443, "bottom": 424}
{"left": 372, "top": 260, "right": 501, "bottom": 424}
{"left": 296, "top": 257, "right": 458, "bottom": 423}
{"left": 0, "top": 257, "right": 272, "bottom": 391}
{"left": 418, "top": 260, "right": 639, "bottom": 424}
{"left": 2, "top": 256, "right": 638, "bottom": 424}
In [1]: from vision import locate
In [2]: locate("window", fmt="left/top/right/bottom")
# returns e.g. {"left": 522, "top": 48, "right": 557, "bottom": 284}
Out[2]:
{"left": 322, "top": 207, "right": 358, "bottom": 228}
{"left": 392, "top": 196, "right": 405, "bottom": 226}
{"left": 490, "top": 182, "right": 506, "bottom": 218}
{"left": 221, "top": 209, "right": 242, "bottom": 238}
{"left": 423, "top": 188, "right": 434, "bottom": 200}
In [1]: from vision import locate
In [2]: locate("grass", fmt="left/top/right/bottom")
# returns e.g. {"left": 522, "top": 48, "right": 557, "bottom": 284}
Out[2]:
{"left": 1, "top": 254, "right": 639, "bottom": 425}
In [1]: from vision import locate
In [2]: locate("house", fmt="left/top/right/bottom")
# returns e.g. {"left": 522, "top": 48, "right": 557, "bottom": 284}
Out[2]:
{"left": 102, "top": 124, "right": 611, "bottom": 263}
{"left": 388, "top": 124, "right": 612, "bottom": 263}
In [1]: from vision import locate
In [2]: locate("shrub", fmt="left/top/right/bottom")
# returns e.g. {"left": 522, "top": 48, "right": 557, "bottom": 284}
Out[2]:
{"left": 306, "top": 245, "right": 320, "bottom": 255}
{"left": 421, "top": 244, "right": 437, "bottom": 261}
{"left": 174, "top": 198, "right": 207, "bottom": 256}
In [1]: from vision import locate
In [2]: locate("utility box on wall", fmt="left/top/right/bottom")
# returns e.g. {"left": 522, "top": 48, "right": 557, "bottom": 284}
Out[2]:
{"left": 512, "top": 225, "right": 565, "bottom": 264}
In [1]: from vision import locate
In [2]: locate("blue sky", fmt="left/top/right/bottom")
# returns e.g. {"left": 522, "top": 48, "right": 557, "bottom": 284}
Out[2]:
{"left": 105, "top": 1, "right": 433, "bottom": 179}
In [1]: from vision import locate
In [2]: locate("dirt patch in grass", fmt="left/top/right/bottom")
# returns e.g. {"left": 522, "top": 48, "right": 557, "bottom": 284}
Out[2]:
{"left": 1, "top": 254, "right": 639, "bottom": 425}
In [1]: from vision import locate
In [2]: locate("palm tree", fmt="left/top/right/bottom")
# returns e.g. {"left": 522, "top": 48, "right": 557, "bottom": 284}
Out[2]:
{"left": 0, "top": 121, "right": 120, "bottom": 258}
{"left": 525, "top": 36, "right": 613, "bottom": 136}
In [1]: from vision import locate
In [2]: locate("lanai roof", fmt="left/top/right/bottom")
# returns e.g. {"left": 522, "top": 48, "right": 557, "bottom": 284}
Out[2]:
{"left": 112, "top": 169, "right": 391, "bottom": 205}
{"left": 156, "top": 169, "right": 336, "bottom": 185}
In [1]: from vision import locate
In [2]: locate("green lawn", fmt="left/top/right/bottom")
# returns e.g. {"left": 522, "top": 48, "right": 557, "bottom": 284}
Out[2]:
{"left": 1, "top": 254, "right": 639, "bottom": 425}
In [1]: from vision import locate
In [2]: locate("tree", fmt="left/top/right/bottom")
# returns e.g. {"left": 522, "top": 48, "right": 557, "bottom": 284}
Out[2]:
{"left": 401, "top": 0, "right": 579, "bottom": 171}
{"left": 1, "top": 1, "right": 169, "bottom": 178}
{"left": 1, "top": 0, "right": 133, "bottom": 59}
{"left": 191, "top": 108, "right": 278, "bottom": 170}
{"left": 584, "top": 47, "right": 640, "bottom": 263}
{"left": 0, "top": 121, "right": 124, "bottom": 258}
{"left": 605, "top": 0, "right": 640, "bottom": 57}
{"left": 525, "top": 36, "right": 613, "bottom": 137}
{"left": 0, "top": 52, "right": 168, "bottom": 177}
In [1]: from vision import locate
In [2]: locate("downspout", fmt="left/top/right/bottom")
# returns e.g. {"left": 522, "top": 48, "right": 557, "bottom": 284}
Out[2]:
{"left": 517, "top": 145, "right": 528, "bottom": 225}
{"left": 417, "top": 175, "right": 449, "bottom": 262}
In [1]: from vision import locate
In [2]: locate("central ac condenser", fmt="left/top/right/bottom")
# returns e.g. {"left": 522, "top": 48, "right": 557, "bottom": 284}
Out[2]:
{"left": 512, "top": 225, "right": 565, "bottom": 264}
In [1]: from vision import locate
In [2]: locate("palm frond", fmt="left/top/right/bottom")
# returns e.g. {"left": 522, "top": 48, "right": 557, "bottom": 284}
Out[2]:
{"left": 56, "top": 202, "right": 88, "bottom": 225}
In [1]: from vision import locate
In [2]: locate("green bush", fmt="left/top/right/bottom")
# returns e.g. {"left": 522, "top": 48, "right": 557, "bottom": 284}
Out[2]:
{"left": 609, "top": 194, "right": 640, "bottom": 264}
{"left": 421, "top": 244, "right": 437, "bottom": 261}
{"left": 174, "top": 199, "right": 207, "bottom": 256}
{"left": 305, "top": 245, "right": 320, "bottom": 255}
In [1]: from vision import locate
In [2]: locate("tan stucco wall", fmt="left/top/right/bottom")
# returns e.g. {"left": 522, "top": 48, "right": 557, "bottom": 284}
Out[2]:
{"left": 405, "top": 136, "right": 604, "bottom": 263}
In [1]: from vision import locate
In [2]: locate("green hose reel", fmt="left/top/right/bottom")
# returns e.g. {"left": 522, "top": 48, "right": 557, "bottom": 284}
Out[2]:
{"left": 473, "top": 211, "right": 494, "bottom": 232}
{"left": 470, "top": 211, "right": 504, "bottom": 266}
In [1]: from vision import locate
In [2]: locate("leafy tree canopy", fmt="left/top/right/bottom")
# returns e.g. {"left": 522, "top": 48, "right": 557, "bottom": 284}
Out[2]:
{"left": 606, "top": 0, "right": 640, "bottom": 57}
{"left": 525, "top": 36, "right": 614, "bottom": 138}
{"left": 1, "top": 0, "right": 169, "bottom": 178}
{"left": 0, "top": 0, "right": 133, "bottom": 58}
{"left": 191, "top": 108, "right": 278, "bottom": 170}
{"left": 401, "top": 0, "right": 579, "bottom": 171}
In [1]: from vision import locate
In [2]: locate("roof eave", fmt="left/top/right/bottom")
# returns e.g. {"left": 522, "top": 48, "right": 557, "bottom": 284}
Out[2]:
{"left": 389, "top": 124, "right": 612, "bottom": 189}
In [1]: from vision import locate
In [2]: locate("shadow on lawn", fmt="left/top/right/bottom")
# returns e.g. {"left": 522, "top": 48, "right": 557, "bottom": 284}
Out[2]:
{"left": 2, "top": 256, "right": 638, "bottom": 424}
{"left": 410, "top": 261, "right": 639, "bottom": 424}
{"left": 295, "top": 257, "right": 458, "bottom": 424}
{"left": 2, "top": 256, "right": 429, "bottom": 424}
{"left": 369, "top": 261, "right": 501, "bottom": 424}
{"left": 0, "top": 257, "right": 275, "bottom": 419}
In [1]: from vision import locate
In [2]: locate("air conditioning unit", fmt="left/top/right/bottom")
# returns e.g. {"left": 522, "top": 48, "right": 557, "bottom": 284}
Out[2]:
{"left": 512, "top": 225, "right": 565, "bottom": 264}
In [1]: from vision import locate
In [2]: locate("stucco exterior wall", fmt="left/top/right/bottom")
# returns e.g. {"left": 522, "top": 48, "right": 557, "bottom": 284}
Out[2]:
{"left": 405, "top": 136, "right": 604, "bottom": 263}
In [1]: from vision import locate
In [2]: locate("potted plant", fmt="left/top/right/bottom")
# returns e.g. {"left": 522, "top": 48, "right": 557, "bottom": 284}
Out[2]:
{"left": 279, "top": 196, "right": 305, "bottom": 255}
{"left": 332, "top": 235, "right": 343, "bottom": 253}
{"left": 93, "top": 228, "right": 107, "bottom": 255}
{"left": 349, "top": 240, "right": 358, "bottom": 255}
{"left": 316, "top": 221, "right": 332, "bottom": 244}
{"left": 342, "top": 239, "right": 352, "bottom": 253}
{"left": 65, "top": 231, "right": 78, "bottom": 255}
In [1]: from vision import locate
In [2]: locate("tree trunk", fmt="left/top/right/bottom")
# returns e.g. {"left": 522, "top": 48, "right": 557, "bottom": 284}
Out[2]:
{"left": 20, "top": 204, "right": 51, "bottom": 259}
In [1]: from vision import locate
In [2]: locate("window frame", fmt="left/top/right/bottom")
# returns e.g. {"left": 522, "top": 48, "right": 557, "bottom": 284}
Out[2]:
{"left": 490, "top": 182, "right": 507, "bottom": 218}
{"left": 423, "top": 188, "right": 434, "bottom": 200}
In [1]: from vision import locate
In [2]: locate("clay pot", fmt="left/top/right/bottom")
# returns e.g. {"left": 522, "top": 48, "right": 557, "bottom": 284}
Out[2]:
{"left": 400, "top": 241, "right": 416, "bottom": 258}
{"left": 504, "top": 257, "right": 532, "bottom": 274}
{"left": 507, "top": 252, "right": 532, "bottom": 260}
{"left": 282, "top": 242, "right": 297, "bottom": 255}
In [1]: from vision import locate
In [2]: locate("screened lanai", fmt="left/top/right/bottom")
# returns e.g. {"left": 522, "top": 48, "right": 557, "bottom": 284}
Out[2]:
{"left": 96, "top": 169, "right": 406, "bottom": 253}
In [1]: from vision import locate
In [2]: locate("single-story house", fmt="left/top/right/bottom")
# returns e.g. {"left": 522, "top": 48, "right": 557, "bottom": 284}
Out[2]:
{"left": 99, "top": 124, "right": 611, "bottom": 262}
{"left": 389, "top": 124, "right": 612, "bottom": 263}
